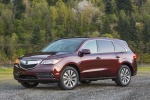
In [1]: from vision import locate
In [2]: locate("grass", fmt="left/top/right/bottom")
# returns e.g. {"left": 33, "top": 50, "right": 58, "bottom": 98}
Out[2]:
{"left": 0, "top": 67, "right": 13, "bottom": 80}
{"left": 0, "top": 66, "right": 150, "bottom": 80}
{"left": 138, "top": 66, "right": 150, "bottom": 71}
{"left": 138, "top": 66, "right": 150, "bottom": 75}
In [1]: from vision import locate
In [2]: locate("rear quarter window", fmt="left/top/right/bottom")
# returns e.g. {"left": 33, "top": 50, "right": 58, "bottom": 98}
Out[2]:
{"left": 113, "top": 42, "right": 126, "bottom": 52}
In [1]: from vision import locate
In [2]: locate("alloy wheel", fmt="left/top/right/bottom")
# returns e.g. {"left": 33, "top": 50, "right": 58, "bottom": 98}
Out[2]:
{"left": 120, "top": 67, "right": 131, "bottom": 85}
{"left": 62, "top": 69, "right": 78, "bottom": 88}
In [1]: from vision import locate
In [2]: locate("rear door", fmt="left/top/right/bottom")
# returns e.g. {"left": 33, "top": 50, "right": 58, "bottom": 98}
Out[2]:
{"left": 97, "top": 40, "right": 120, "bottom": 77}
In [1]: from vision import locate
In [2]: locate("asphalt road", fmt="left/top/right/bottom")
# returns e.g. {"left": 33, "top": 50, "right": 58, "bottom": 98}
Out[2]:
{"left": 0, "top": 73, "right": 150, "bottom": 100}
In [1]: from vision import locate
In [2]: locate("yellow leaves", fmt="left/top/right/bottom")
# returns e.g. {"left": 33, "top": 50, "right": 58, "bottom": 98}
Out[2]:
{"left": 30, "top": 0, "right": 49, "bottom": 18}
{"left": 1, "top": 9, "right": 12, "bottom": 22}
{"left": 50, "top": 6, "right": 58, "bottom": 25}
{"left": 10, "top": 33, "right": 18, "bottom": 60}
{"left": 101, "top": 33, "right": 113, "bottom": 38}
{"left": 11, "top": 33, "right": 18, "bottom": 44}
{"left": 90, "top": 31, "right": 100, "bottom": 37}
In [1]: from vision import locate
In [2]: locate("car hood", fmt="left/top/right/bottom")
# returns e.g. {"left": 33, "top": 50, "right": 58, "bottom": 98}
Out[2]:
{"left": 20, "top": 52, "right": 73, "bottom": 60}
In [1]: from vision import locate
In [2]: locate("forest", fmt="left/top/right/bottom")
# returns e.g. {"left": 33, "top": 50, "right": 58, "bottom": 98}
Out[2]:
{"left": 0, "top": 0, "right": 150, "bottom": 64}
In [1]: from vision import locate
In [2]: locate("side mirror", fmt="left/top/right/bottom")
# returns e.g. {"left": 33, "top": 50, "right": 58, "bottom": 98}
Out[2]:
{"left": 81, "top": 49, "right": 91, "bottom": 54}
{"left": 78, "top": 49, "right": 91, "bottom": 56}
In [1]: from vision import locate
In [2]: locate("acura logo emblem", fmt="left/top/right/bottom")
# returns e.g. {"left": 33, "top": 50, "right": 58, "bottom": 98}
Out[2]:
{"left": 25, "top": 61, "right": 28, "bottom": 65}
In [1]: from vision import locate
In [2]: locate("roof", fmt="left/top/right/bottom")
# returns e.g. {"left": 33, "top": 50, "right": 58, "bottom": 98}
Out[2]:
{"left": 60, "top": 37, "right": 125, "bottom": 42}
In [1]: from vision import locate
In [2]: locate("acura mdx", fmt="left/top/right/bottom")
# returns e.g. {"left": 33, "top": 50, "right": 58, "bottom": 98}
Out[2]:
{"left": 13, "top": 38, "right": 137, "bottom": 90}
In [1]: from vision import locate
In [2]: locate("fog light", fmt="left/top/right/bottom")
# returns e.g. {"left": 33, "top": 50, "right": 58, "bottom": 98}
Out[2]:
{"left": 14, "top": 64, "right": 19, "bottom": 68}
{"left": 13, "top": 72, "right": 19, "bottom": 77}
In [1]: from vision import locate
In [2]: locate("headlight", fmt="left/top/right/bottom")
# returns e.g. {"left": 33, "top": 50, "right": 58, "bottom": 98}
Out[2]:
{"left": 41, "top": 58, "right": 62, "bottom": 65}
{"left": 15, "top": 59, "right": 19, "bottom": 64}
{"left": 14, "top": 59, "right": 20, "bottom": 68}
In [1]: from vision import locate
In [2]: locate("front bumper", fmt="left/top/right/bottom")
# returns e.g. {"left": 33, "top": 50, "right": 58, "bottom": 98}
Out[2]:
{"left": 13, "top": 64, "right": 61, "bottom": 83}
{"left": 14, "top": 78, "right": 59, "bottom": 83}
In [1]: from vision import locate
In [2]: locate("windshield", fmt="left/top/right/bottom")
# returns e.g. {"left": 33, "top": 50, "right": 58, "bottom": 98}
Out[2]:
{"left": 42, "top": 39, "right": 84, "bottom": 53}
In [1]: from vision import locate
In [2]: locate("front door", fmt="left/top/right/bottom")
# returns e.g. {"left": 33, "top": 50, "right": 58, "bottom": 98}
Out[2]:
{"left": 80, "top": 40, "right": 101, "bottom": 78}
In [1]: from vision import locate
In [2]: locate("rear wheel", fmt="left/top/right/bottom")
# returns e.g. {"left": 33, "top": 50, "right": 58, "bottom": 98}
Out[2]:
{"left": 58, "top": 67, "right": 79, "bottom": 90}
{"left": 80, "top": 80, "right": 91, "bottom": 84}
{"left": 20, "top": 82, "right": 39, "bottom": 88}
{"left": 115, "top": 65, "right": 131, "bottom": 86}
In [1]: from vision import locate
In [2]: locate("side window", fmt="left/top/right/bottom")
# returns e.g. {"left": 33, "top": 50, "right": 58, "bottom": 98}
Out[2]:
{"left": 82, "top": 40, "right": 97, "bottom": 54}
{"left": 113, "top": 42, "right": 126, "bottom": 52}
{"left": 97, "top": 40, "right": 114, "bottom": 53}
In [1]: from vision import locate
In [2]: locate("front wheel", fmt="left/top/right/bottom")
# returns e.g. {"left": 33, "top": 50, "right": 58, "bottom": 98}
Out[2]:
{"left": 20, "top": 82, "right": 39, "bottom": 88}
{"left": 115, "top": 65, "right": 131, "bottom": 86}
{"left": 58, "top": 67, "right": 79, "bottom": 90}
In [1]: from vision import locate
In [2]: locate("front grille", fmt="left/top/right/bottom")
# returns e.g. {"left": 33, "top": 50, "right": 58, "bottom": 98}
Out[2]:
{"left": 19, "top": 59, "right": 41, "bottom": 69}
{"left": 20, "top": 63, "right": 37, "bottom": 69}
{"left": 36, "top": 73, "right": 54, "bottom": 78}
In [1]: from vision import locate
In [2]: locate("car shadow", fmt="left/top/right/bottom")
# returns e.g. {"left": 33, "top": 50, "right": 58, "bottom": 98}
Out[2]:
{"left": 1, "top": 80, "right": 117, "bottom": 91}
{"left": 78, "top": 83, "right": 116, "bottom": 87}
{"left": 29, "top": 82, "right": 116, "bottom": 90}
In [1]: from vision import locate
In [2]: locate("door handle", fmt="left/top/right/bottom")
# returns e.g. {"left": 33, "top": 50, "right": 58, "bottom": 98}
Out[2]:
{"left": 96, "top": 57, "right": 101, "bottom": 60}
{"left": 116, "top": 56, "right": 120, "bottom": 58}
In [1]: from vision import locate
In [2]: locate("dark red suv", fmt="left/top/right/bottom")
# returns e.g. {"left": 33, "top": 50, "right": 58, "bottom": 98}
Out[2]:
{"left": 13, "top": 38, "right": 137, "bottom": 90}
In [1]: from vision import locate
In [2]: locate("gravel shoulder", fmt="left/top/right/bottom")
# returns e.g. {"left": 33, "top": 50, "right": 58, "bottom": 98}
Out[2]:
{"left": 0, "top": 68, "right": 150, "bottom": 100}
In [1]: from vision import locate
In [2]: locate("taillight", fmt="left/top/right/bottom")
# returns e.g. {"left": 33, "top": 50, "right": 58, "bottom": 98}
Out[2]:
{"left": 133, "top": 54, "right": 137, "bottom": 59}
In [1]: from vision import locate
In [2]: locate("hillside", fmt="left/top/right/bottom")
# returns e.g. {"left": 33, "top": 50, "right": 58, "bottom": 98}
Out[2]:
{"left": 0, "top": 0, "right": 150, "bottom": 63}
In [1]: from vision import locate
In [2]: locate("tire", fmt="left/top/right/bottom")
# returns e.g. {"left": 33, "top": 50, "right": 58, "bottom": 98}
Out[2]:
{"left": 58, "top": 67, "right": 79, "bottom": 90}
{"left": 80, "top": 80, "right": 91, "bottom": 84}
{"left": 20, "top": 82, "right": 39, "bottom": 88}
{"left": 115, "top": 65, "right": 131, "bottom": 86}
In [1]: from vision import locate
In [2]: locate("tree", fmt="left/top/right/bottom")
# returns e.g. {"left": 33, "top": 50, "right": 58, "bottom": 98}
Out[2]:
{"left": 1, "top": 0, "right": 10, "bottom": 4}
{"left": 101, "top": 17, "right": 112, "bottom": 34}
{"left": 116, "top": 11, "right": 130, "bottom": 40}
{"left": 7, "top": 33, "right": 18, "bottom": 60}
{"left": 115, "top": 0, "right": 132, "bottom": 14}
{"left": 129, "top": 14, "right": 137, "bottom": 40}
{"left": 46, "top": 0, "right": 58, "bottom": 6}
{"left": 104, "top": 0, "right": 114, "bottom": 14}
{"left": 133, "top": 0, "right": 147, "bottom": 7}
{"left": 12, "top": 0, "right": 26, "bottom": 19}
{"left": 143, "top": 15, "right": 150, "bottom": 44}
{"left": 31, "top": 25, "right": 41, "bottom": 45}
{"left": 50, "top": 6, "right": 58, "bottom": 27}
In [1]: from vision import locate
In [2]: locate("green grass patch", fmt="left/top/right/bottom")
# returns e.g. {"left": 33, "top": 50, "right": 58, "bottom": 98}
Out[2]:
{"left": 138, "top": 66, "right": 150, "bottom": 76}
{"left": 0, "top": 67, "right": 13, "bottom": 80}
{"left": 0, "top": 67, "right": 13, "bottom": 73}
{"left": 138, "top": 66, "right": 150, "bottom": 72}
